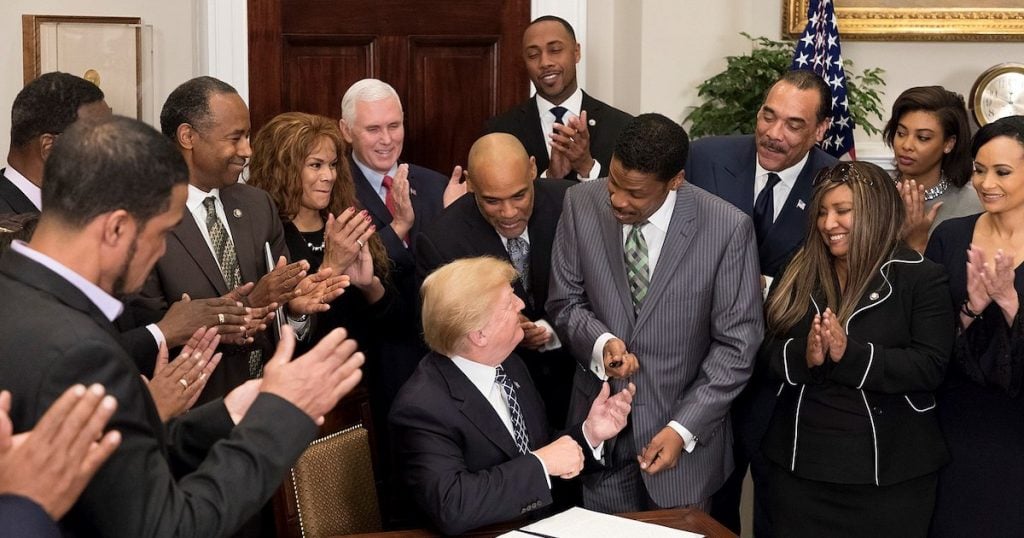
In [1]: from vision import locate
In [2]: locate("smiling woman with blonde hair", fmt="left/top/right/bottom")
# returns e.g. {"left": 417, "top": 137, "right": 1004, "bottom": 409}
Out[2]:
{"left": 760, "top": 161, "right": 953, "bottom": 537}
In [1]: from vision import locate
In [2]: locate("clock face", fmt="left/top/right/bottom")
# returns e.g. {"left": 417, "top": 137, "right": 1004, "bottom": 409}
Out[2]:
{"left": 972, "top": 64, "right": 1024, "bottom": 126}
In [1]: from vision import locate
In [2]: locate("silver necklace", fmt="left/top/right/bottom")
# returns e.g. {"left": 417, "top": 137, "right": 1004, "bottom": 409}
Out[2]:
{"left": 895, "top": 172, "right": 950, "bottom": 202}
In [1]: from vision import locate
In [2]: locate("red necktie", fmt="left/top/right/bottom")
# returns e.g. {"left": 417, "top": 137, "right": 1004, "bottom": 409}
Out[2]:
{"left": 382, "top": 175, "right": 397, "bottom": 217}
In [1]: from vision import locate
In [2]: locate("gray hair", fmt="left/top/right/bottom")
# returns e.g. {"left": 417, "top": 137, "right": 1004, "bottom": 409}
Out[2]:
{"left": 340, "top": 79, "right": 402, "bottom": 123}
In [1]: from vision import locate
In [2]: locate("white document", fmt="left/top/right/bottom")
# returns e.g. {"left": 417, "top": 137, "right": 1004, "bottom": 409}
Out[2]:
{"left": 496, "top": 507, "right": 704, "bottom": 538}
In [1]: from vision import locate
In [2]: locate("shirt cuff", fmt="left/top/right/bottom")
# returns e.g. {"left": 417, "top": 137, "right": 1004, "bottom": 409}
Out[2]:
{"left": 531, "top": 453, "right": 553, "bottom": 489}
{"left": 286, "top": 314, "right": 311, "bottom": 340}
{"left": 146, "top": 323, "right": 166, "bottom": 347}
{"left": 590, "top": 333, "right": 616, "bottom": 380}
{"left": 582, "top": 160, "right": 602, "bottom": 181}
{"left": 581, "top": 420, "right": 605, "bottom": 460}
{"left": 762, "top": 274, "right": 774, "bottom": 301}
{"left": 533, "top": 318, "right": 563, "bottom": 352}
{"left": 668, "top": 420, "right": 698, "bottom": 453}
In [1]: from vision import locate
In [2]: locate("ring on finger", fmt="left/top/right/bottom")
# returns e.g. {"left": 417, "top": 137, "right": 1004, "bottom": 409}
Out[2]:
{"left": 356, "top": 239, "right": 365, "bottom": 248}
{"left": 217, "top": 313, "right": 226, "bottom": 324}
{"left": 178, "top": 378, "right": 188, "bottom": 390}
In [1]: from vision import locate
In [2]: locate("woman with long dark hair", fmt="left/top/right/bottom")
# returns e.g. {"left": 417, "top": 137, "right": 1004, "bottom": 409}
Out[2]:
{"left": 760, "top": 162, "right": 953, "bottom": 537}
{"left": 926, "top": 115, "right": 1024, "bottom": 536}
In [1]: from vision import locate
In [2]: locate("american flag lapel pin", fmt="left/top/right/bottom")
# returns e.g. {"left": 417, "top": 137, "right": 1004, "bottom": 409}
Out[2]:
{"left": 797, "top": 200, "right": 806, "bottom": 210}
{"left": 410, "top": 187, "right": 418, "bottom": 196}
{"left": 233, "top": 208, "right": 243, "bottom": 218}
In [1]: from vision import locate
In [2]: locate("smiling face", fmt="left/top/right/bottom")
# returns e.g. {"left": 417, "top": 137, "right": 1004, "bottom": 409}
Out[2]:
{"left": 341, "top": 97, "right": 404, "bottom": 176}
{"left": 300, "top": 135, "right": 338, "bottom": 213}
{"left": 817, "top": 183, "right": 854, "bottom": 262}
{"left": 755, "top": 81, "right": 829, "bottom": 172}
{"left": 973, "top": 135, "right": 1024, "bottom": 214}
{"left": 893, "top": 110, "right": 955, "bottom": 180}
{"left": 607, "top": 158, "right": 681, "bottom": 225}
{"left": 522, "top": 20, "right": 580, "bottom": 105}
{"left": 188, "top": 92, "right": 251, "bottom": 190}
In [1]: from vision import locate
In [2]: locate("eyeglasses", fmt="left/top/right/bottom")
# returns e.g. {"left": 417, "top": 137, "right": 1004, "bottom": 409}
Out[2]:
{"left": 812, "top": 162, "right": 875, "bottom": 186}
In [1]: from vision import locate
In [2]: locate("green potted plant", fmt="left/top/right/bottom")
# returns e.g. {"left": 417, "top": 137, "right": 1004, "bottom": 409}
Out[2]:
{"left": 685, "top": 33, "right": 886, "bottom": 139}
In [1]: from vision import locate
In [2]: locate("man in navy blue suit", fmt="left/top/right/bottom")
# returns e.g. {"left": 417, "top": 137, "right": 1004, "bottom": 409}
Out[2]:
{"left": 685, "top": 69, "right": 838, "bottom": 537}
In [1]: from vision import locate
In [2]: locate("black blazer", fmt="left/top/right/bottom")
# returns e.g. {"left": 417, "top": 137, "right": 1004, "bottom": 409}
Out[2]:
{"left": 685, "top": 135, "right": 837, "bottom": 277}
{"left": 0, "top": 168, "right": 37, "bottom": 214}
{"left": 0, "top": 495, "right": 58, "bottom": 538}
{"left": 389, "top": 352, "right": 595, "bottom": 535}
{"left": 761, "top": 247, "right": 953, "bottom": 486}
{"left": 484, "top": 92, "right": 632, "bottom": 181}
{"left": 0, "top": 249, "right": 317, "bottom": 537}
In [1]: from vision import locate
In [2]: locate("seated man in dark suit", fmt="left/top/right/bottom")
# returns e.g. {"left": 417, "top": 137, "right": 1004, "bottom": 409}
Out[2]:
{"left": 684, "top": 69, "right": 838, "bottom": 536}
{"left": 391, "top": 257, "right": 634, "bottom": 535}
{"left": 0, "top": 384, "right": 120, "bottom": 538}
{"left": 485, "top": 16, "right": 632, "bottom": 181}
{"left": 0, "top": 115, "right": 364, "bottom": 536}
{"left": 1, "top": 72, "right": 251, "bottom": 377}
{"left": 416, "top": 133, "right": 575, "bottom": 428}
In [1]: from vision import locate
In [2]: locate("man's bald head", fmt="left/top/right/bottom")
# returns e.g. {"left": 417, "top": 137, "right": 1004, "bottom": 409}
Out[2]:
{"left": 467, "top": 133, "right": 537, "bottom": 239}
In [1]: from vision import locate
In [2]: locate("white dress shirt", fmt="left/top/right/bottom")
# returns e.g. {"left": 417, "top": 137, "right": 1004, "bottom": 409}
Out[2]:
{"left": 535, "top": 88, "right": 602, "bottom": 180}
{"left": 754, "top": 152, "right": 809, "bottom": 222}
{"left": 498, "top": 230, "right": 561, "bottom": 352}
{"left": 4, "top": 166, "right": 42, "bottom": 210}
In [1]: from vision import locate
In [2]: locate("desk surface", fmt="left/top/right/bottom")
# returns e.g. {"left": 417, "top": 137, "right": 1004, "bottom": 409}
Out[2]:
{"left": 343, "top": 508, "right": 737, "bottom": 538}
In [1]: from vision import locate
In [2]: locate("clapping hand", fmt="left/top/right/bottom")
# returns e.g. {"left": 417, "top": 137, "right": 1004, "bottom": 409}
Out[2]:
{"left": 549, "top": 110, "right": 596, "bottom": 177}
{"left": 288, "top": 267, "right": 350, "bottom": 315}
{"left": 806, "top": 313, "right": 826, "bottom": 368}
{"left": 820, "top": 308, "right": 847, "bottom": 363}
{"left": 899, "top": 179, "right": 942, "bottom": 253}
{"left": 324, "top": 208, "right": 374, "bottom": 273}
{"left": 442, "top": 165, "right": 467, "bottom": 207}
{"left": 143, "top": 327, "right": 222, "bottom": 421}
{"left": 390, "top": 164, "right": 415, "bottom": 239}
{"left": 250, "top": 257, "right": 309, "bottom": 307}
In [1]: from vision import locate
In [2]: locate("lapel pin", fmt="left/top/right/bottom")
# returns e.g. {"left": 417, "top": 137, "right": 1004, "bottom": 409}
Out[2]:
{"left": 796, "top": 200, "right": 806, "bottom": 210}
{"left": 410, "top": 188, "right": 418, "bottom": 196}
{"left": 514, "top": 381, "right": 521, "bottom": 389}
{"left": 588, "top": 118, "right": 596, "bottom": 126}
{"left": 233, "top": 208, "right": 243, "bottom": 218}
{"left": 869, "top": 292, "right": 879, "bottom": 301}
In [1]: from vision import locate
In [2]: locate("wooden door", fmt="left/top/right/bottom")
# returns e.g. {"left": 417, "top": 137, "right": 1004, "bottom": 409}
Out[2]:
{"left": 248, "top": 0, "right": 531, "bottom": 174}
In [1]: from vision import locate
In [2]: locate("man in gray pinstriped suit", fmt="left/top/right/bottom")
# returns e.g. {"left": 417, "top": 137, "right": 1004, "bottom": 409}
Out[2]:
{"left": 547, "top": 113, "right": 764, "bottom": 511}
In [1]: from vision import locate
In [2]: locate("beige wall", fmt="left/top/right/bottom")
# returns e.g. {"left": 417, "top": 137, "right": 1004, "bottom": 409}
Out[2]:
{"left": 584, "top": 0, "right": 1024, "bottom": 159}
{"left": 1, "top": 0, "right": 196, "bottom": 167}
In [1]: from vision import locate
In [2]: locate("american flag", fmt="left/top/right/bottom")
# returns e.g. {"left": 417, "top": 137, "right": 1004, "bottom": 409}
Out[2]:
{"left": 791, "top": 0, "right": 855, "bottom": 159}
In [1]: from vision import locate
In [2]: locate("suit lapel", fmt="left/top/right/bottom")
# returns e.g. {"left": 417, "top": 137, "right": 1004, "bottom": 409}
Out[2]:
{"left": 221, "top": 187, "right": 260, "bottom": 284}
{"left": 435, "top": 354, "right": 521, "bottom": 459}
{"left": 599, "top": 203, "right": 636, "bottom": 319}
{"left": 716, "top": 139, "right": 758, "bottom": 214}
{"left": 0, "top": 250, "right": 120, "bottom": 339}
{"left": 760, "top": 155, "right": 816, "bottom": 269}
{"left": 636, "top": 185, "right": 698, "bottom": 329}
{"left": 521, "top": 98, "right": 550, "bottom": 174}
{"left": 0, "top": 170, "right": 39, "bottom": 214}
{"left": 172, "top": 212, "right": 230, "bottom": 295}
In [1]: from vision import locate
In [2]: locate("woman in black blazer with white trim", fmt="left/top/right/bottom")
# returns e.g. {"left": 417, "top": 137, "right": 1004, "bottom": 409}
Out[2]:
{"left": 759, "top": 162, "right": 954, "bottom": 538}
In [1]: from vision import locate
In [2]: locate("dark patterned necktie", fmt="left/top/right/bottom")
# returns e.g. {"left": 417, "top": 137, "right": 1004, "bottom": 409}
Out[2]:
{"left": 624, "top": 222, "right": 650, "bottom": 315}
{"left": 202, "top": 196, "right": 262, "bottom": 378}
{"left": 495, "top": 365, "right": 530, "bottom": 455}
{"left": 506, "top": 236, "right": 532, "bottom": 306}
{"left": 753, "top": 173, "right": 781, "bottom": 243}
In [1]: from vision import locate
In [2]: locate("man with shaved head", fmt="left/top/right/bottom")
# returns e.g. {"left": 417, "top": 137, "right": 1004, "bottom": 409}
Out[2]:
{"left": 416, "top": 133, "right": 575, "bottom": 428}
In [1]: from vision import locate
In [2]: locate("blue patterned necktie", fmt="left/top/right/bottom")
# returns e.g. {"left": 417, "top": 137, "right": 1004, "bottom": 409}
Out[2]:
{"left": 203, "top": 196, "right": 262, "bottom": 378}
{"left": 624, "top": 222, "right": 650, "bottom": 315}
{"left": 506, "top": 236, "right": 532, "bottom": 306}
{"left": 495, "top": 365, "right": 530, "bottom": 455}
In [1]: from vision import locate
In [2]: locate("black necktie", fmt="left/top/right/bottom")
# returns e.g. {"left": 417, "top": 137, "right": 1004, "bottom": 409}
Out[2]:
{"left": 550, "top": 106, "right": 567, "bottom": 125}
{"left": 753, "top": 173, "right": 781, "bottom": 243}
